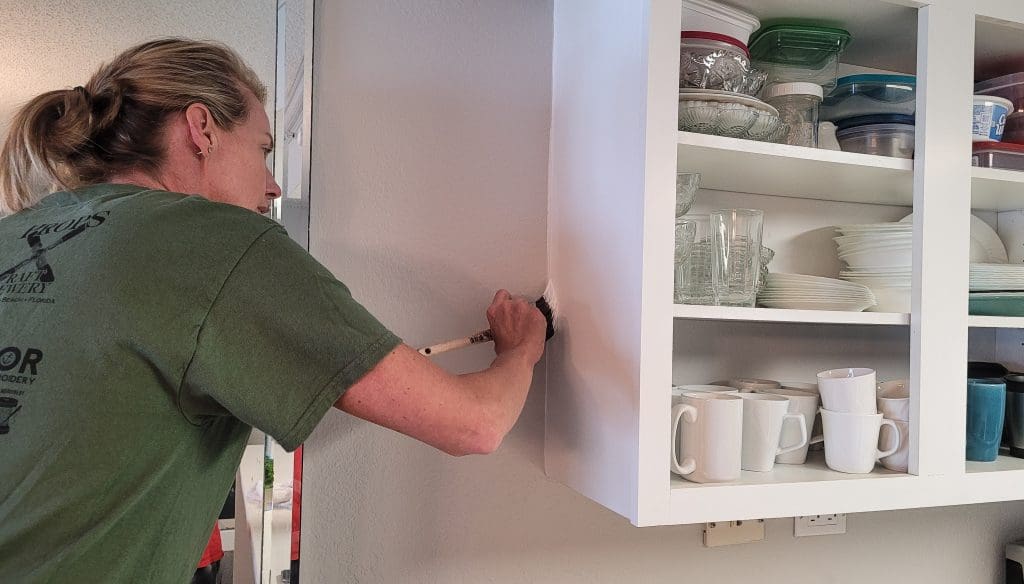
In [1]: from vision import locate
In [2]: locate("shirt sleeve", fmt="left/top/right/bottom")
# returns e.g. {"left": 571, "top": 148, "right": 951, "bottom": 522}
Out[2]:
{"left": 179, "top": 225, "right": 402, "bottom": 451}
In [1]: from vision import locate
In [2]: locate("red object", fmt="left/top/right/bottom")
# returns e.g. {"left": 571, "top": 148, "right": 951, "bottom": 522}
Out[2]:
{"left": 197, "top": 524, "right": 224, "bottom": 568}
{"left": 973, "top": 140, "right": 1024, "bottom": 153}
{"left": 681, "top": 30, "right": 750, "bottom": 57}
{"left": 291, "top": 445, "right": 302, "bottom": 562}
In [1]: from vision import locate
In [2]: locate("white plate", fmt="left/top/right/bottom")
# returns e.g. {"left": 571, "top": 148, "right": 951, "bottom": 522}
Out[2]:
{"left": 900, "top": 213, "right": 1008, "bottom": 263}
{"left": 679, "top": 89, "right": 779, "bottom": 116}
{"left": 758, "top": 299, "right": 876, "bottom": 312}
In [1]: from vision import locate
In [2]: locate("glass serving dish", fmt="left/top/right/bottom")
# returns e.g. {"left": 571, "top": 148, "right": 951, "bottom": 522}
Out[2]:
{"left": 680, "top": 32, "right": 767, "bottom": 96}
{"left": 679, "top": 97, "right": 788, "bottom": 142}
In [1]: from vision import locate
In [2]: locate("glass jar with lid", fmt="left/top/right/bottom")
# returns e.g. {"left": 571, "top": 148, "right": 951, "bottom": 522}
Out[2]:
{"left": 762, "top": 82, "right": 823, "bottom": 147}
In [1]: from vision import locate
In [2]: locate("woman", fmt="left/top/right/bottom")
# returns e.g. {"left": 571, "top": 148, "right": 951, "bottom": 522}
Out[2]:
{"left": 0, "top": 38, "right": 546, "bottom": 583}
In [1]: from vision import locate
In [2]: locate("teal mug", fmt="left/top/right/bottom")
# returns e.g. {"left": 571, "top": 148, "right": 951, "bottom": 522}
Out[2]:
{"left": 966, "top": 378, "right": 1006, "bottom": 462}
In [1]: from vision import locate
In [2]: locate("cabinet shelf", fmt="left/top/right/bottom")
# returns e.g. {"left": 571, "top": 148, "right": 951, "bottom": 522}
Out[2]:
{"left": 968, "top": 315, "right": 1024, "bottom": 329}
{"left": 677, "top": 132, "right": 913, "bottom": 205}
{"left": 971, "top": 167, "right": 1024, "bottom": 212}
{"left": 673, "top": 304, "right": 909, "bottom": 326}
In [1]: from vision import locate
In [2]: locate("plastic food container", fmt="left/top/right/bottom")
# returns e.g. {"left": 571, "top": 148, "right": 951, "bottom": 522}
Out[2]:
{"left": 975, "top": 73, "right": 1024, "bottom": 112}
{"left": 973, "top": 95, "right": 1013, "bottom": 142}
{"left": 820, "top": 74, "right": 916, "bottom": 122}
{"left": 762, "top": 82, "right": 823, "bottom": 147}
{"left": 1004, "top": 112, "right": 1024, "bottom": 144}
{"left": 748, "top": 25, "right": 851, "bottom": 90}
{"left": 681, "top": 0, "right": 760, "bottom": 45}
{"left": 973, "top": 141, "right": 1024, "bottom": 171}
{"left": 836, "top": 116, "right": 915, "bottom": 158}
{"left": 679, "top": 32, "right": 766, "bottom": 95}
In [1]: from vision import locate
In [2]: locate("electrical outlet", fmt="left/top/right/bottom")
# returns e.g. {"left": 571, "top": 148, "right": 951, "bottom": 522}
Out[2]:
{"left": 794, "top": 514, "right": 847, "bottom": 537}
{"left": 702, "top": 519, "right": 766, "bottom": 547}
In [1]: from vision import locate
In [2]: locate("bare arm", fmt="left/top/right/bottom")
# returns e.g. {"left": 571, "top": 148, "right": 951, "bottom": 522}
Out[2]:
{"left": 335, "top": 290, "right": 547, "bottom": 456}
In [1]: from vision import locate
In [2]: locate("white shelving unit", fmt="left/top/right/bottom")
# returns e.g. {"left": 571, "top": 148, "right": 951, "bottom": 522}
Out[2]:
{"left": 673, "top": 304, "right": 909, "bottom": 326}
{"left": 972, "top": 167, "right": 1024, "bottom": 211}
{"left": 547, "top": 0, "right": 1024, "bottom": 527}
{"left": 677, "top": 132, "right": 914, "bottom": 206}
{"left": 969, "top": 315, "right": 1024, "bottom": 329}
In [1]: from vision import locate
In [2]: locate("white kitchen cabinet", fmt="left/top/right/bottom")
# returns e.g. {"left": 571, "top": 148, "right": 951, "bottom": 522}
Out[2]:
{"left": 546, "top": 0, "right": 1024, "bottom": 526}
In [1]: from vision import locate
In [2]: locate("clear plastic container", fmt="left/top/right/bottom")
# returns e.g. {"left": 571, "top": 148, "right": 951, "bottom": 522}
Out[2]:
{"left": 820, "top": 74, "right": 917, "bottom": 122}
{"left": 748, "top": 25, "right": 851, "bottom": 90}
{"left": 836, "top": 122, "right": 915, "bottom": 159}
{"left": 680, "top": 0, "right": 761, "bottom": 46}
{"left": 762, "top": 82, "right": 823, "bottom": 147}
{"left": 973, "top": 141, "right": 1024, "bottom": 171}
{"left": 975, "top": 73, "right": 1024, "bottom": 112}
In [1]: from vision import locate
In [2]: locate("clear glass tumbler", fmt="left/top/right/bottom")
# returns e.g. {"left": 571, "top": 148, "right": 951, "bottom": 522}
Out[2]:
{"left": 676, "top": 172, "right": 700, "bottom": 220}
{"left": 711, "top": 209, "right": 764, "bottom": 307}
{"left": 674, "top": 215, "right": 715, "bottom": 305}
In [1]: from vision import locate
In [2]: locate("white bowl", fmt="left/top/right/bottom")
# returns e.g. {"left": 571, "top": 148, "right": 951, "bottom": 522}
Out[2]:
{"left": 681, "top": 0, "right": 760, "bottom": 45}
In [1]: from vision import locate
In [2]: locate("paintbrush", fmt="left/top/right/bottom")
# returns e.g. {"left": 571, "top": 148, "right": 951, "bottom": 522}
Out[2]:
{"left": 418, "top": 282, "right": 557, "bottom": 356}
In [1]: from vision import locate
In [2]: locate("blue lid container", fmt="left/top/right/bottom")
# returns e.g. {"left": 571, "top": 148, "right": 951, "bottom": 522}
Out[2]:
{"left": 821, "top": 74, "right": 917, "bottom": 122}
{"left": 835, "top": 114, "right": 915, "bottom": 131}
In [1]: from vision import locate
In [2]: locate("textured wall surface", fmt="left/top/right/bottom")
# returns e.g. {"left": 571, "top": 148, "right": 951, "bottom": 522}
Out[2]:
{"left": 0, "top": 0, "right": 276, "bottom": 138}
{"left": 303, "top": 1, "right": 1024, "bottom": 583}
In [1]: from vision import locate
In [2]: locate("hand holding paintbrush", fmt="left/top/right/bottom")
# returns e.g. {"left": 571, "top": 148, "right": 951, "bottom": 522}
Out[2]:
{"left": 418, "top": 283, "right": 557, "bottom": 357}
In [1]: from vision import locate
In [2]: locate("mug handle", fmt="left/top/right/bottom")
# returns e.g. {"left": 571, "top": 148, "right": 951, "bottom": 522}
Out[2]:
{"left": 876, "top": 418, "right": 901, "bottom": 460}
{"left": 776, "top": 413, "right": 809, "bottom": 455}
{"left": 670, "top": 403, "right": 698, "bottom": 476}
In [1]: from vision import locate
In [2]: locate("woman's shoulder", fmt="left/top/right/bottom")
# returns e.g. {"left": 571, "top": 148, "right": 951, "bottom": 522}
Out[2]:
{"left": 121, "top": 187, "right": 283, "bottom": 240}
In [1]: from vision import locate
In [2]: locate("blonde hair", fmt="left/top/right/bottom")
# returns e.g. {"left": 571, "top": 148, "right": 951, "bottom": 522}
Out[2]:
{"left": 0, "top": 38, "right": 266, "bottom": 215}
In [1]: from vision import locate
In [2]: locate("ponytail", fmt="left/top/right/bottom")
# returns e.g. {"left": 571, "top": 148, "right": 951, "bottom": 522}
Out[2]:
{"left": 0, "top": 38, "right": 266, "bottom": 215}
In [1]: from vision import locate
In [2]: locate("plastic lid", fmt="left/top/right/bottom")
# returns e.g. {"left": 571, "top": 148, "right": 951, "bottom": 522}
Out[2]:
{"left": 748, "top": 24, "right": 851, "bottom": 66}
{"left": 681, "top": 31, "right": 749, "bottom": 56}
{"left": 973, "top": 141, "right": 1024, "bottom": 154}
{"left": 976, "top": 72, "right": 1024, "bottom": 93}
{"left": 836, "top": 114, "right": 915, "bottom": 130}
{"left": 974, "top": 94, "right": 1014, "bottom": 109}
{"left": 835, "top": 74, "right": 917, "bottom": 88}
{"left": 762, "top": 82, "right": 823, "bottom": 100}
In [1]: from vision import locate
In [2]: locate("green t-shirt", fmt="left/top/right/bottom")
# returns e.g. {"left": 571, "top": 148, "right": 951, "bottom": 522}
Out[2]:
{"left": 0, "top": 184, "right": 401, "bottom": 582}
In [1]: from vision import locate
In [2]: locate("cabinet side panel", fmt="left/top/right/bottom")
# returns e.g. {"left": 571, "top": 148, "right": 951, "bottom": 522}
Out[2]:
{"left": 545, "top": 0, "right": 651, "bottom": 523}
{"left": 910, "top": 3, "right": 974, "bottom": 476}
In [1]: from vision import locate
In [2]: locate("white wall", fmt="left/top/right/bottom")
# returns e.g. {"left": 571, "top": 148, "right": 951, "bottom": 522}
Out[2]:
{"left": 0, "top": 0, "right": 275, "bottom": 138}
{"left": 304, "top": 1, "right": 1024, "bottom": 583}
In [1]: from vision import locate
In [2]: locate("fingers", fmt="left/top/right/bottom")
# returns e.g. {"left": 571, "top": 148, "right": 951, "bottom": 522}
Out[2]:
{"left": 493, "top": 289, "right": 511, "bottom": 304}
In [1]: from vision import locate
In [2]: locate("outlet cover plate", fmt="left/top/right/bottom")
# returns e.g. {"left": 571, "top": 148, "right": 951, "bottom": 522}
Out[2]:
{"left": 794, "top": 514, "right": 847, "bottom": 537}
{"left": 703, "top": 520, "right": 766, "bottom": 547}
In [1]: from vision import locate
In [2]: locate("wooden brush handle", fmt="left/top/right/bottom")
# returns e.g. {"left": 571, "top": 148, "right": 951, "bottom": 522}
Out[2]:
{"left": 418, "top": 329, "right": 494, "bottom": 356}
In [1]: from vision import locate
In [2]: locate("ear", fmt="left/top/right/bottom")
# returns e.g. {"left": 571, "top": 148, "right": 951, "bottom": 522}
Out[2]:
{"left": 184, "top": 103, "right": 217, "bottom": 155}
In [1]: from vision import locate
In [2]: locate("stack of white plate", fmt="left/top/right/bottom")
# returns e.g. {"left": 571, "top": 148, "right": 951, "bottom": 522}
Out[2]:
{"left": 834, "top": 223, "right": 912, "bottom": 312}
{"left": 758, "top": 273, "right": 877, "bottom": 312}
{"left": 970, "top": 264, "right": 1024, "bottom": 291}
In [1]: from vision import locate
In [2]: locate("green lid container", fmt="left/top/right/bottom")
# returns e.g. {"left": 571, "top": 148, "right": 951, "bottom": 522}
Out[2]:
{"left": 749, "top": 24, "right": 852, "bottom": 68}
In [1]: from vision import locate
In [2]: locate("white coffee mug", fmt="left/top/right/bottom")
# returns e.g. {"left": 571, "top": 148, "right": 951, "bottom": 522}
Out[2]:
{"left": 673, "top": 384, "right": 739, "bottom": 395}
{"left": 738, "top": 394, "right": 807, "bottom": 472}
{"left": 879, "top": 418, "right": 910, "bottom": 472}
{"left": 815, "top": 408, "right": 900, "bottom": 474}
{"left": 877, "top": 379, "right": 910, "bottom": 422}
{"left": 756, "top": 387, "right": 819, "bottom": 465}
{"left": 817, "top": 368, "right": 878, "bottom": 414}
{"left": 671, "top": 393, "right": 744, "bottom": 483}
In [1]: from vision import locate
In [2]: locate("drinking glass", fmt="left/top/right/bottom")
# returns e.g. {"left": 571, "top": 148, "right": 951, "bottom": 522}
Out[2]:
{"left": 676, "top": 172, "right": 700, "bottom": 219}
{"left": 675, "top": 214, "right": 715, "bottom": 305}
{"left": 711, "top": 209, "right": 764, "bottom": 307}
